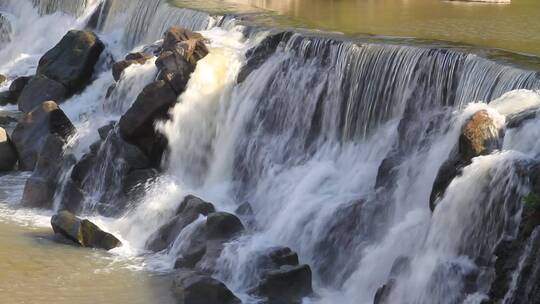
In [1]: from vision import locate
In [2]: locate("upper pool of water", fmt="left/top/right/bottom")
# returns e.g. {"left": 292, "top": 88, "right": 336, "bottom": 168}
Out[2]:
{"left": 171, "top": 0, "right": 540, "bottom": 57}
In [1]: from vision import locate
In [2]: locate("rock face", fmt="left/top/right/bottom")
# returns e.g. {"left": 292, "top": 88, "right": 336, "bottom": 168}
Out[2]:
{"left": 51, "top": 210, "right": 121, "bottom": 250}
{"left": 112, "top": 52, "right": 152, "bottom": 81}
{"left": 430, "top": 110, "right": 503, "bottom": 210}
{"left": 171, "top": 270, "right": 241, "bottom": 304}
{"left": 0, "top": 127, "right": 17, "bottom": 171}
{"left": 17, "top": 76, "right": 67, "bottom": 112}
{"left": 37, "top": 30, "right": 104, "bottom": 94}
{"left": 11, "top": 101, "right": 75, "bottom": 171}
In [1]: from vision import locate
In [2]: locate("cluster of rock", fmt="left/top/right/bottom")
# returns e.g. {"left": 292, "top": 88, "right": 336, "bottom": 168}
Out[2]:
{"left": 0, "top": 25, "right": 315, "bottom": 304}
{"left": 146, "top": 195, "right": 313, "bottom": 304}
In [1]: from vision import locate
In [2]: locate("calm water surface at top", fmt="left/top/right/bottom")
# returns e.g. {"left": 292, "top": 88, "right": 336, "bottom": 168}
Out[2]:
{"left": 177, "top": 0, "right": 540, "bottom": 56}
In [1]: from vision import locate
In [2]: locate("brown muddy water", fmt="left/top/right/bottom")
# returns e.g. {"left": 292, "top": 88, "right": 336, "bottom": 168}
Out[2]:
{"left": 0, "top": 175, "right": 175, "bottom": 304}
{"left": 172, "top": 0, "right": 540, "bottom": 56}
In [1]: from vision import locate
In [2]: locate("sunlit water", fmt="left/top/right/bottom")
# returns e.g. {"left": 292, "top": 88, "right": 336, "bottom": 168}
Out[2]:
{"left": 172, "top": 0, "right": 540, "bottom": 56}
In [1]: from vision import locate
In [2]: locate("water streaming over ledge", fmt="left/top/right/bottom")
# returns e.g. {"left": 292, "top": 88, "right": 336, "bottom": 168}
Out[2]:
{"left": 1, "top": 0, "right": 540, "bottom": 303}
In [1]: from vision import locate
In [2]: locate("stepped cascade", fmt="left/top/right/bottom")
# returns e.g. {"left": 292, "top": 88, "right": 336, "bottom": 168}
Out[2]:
{"left": 1, "top": 0, "right": 540, "bottom": 303}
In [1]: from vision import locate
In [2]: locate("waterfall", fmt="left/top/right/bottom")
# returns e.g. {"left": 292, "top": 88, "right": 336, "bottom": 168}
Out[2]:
{"left": 2, "top": 1, "right": 540, "bottom": 303}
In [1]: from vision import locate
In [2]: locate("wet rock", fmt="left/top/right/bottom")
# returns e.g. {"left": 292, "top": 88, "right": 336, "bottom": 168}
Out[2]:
{"left": 37, "top": 30, "right": 104, "bottom": 94}
{"left": 205, "top": 212, "right": 244, "bottom": 239}
{"left": 112, "top": 52, "right": 152, "bottom": 81}
{"left": 430, "top": 110, "right": 503, "bottom": 210}
{"left": 17, "top": 76, "right": 67, "bottom": 112}
{"left": 162, "top": 27, "right": 203, "bottom": 52}
{"left": 0, "top": 74, "right": 5, "bottom": 84}
{"left": 51, "top": 210, "right": 121, "bottom": 250}
{"left": 146, "top": 195, "right": 215, "bottom": 252}
{"left": 171, "top": 269, "right": 241, "bottom": 304}
{"left": 122, "top": 168, "right": 159, "bottom": 197}
{"left": 255, "top": 264, "right": 313, "bottom": 303}
{"left": 175, "top": 224, "right": 207, "bottom": 269}
{"left": 11, "top": 101, "right": 75, "bottom": 170}
{"left": 257, "top": 247, "right": 299, "bottom": 270}
{"left": 0, "top": 91, "right": 12, "bottom": 106}
{"left": 155, "top": 50, "right": 192, "bottom": 94}
{"left": 70, "top": 151, "right": 97, "bottom": 185}
{"left": 375, "top": 153, "right": 401, "bottom": 190}
{"left": 238, "top": 31, "right": 293, "bottom": 83}
{"left": 20, "top": 176, "right": 56, "bottom": 209}
{"left": 9, "top": 76, "right": 31, "bottom": 99}
{"left": 235, "top": 201, "right": 254, "bottom": 216}
{"left": 0, "top": 127, "right": 17, "bottom": 171}
{"left": 59, "top": 180, "right": 85, "bottom": 214}
{"left": 21, "top": 134, "right": 72, "bottom": 209}
{"left": 506, "top": 108, "right": 538, "bottom": 129}
{"left": 119, "top": 80, "right": 177, "bottom": 140}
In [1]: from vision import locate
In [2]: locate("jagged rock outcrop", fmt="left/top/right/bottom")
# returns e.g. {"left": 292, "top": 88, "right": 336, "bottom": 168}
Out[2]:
{"left": 171, "top": 270, "right": 241, "bottom": 304}
{"left": 0, "top": 127, "right": 17, "bottom": 171}
{"left": 11, "top": 101, "right": 74, "bottom": 171}
{"left": 112, "top": 52, "right": 153, "bottom": 81}
{"left": 51, "top": 210, "right": 122, "bottom": 250}
{"left": 36, "top": 30, "right": 104, "bottom": 94}
{"left": 430, "top": 110, "right": 503, "bottom": 210}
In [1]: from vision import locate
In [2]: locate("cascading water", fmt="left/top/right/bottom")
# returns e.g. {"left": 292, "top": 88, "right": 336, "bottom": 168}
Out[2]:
{"left": 2, "top": 0, "right": 540, "bottom": 303}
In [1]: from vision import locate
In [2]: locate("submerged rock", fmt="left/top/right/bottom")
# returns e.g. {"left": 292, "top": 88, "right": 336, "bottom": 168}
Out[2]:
{"left": 37, "top": 30, "right": 104, "bottom": 94}
{"left": 430, "top": 110, "right": 503, "bottom": 210}
{"left": 51, "top": 210, "right": 121, "bottom": 250}
{"left": 0, "top": 127, "right": 17, "bottom": 171}
{"left": 171, "top": 270, "right": 241, "bottom": 304}
{"left": 11, "top": 101, "right": 75, "bottom": 171}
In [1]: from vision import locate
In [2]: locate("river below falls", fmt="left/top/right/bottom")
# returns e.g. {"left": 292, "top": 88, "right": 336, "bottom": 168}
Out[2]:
{"left": 0, "top": 173, "right": 175, "bottom": 304}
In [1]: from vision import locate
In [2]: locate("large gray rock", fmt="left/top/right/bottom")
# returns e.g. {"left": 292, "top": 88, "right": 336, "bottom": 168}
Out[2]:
{"left": 51, "top": 210, "right": 121, "bottom": 250}
{"left": 205, "top": 212, "right": 244, "bottom": 239}
{"left": 37, "top": 30, "right": 104, "bottom": 94}
{"left": 12, "top": 101, "right": 74, "bottom": 170}
{"left": 17, "top": 76, "right": 67, "bottom": 113}
{"left": 0, "top": 127, "right": 17, "bottom": 171}
{"left": 171, "top": 270, "right": 241, "bottom": 304}
{"left": 11, "top": 101, "right": 74, "bottom": 171}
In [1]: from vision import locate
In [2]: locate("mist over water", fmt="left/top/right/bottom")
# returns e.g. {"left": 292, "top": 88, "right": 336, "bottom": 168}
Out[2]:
{"left": 1, "top": 0, "right": 540, "bottom": 303}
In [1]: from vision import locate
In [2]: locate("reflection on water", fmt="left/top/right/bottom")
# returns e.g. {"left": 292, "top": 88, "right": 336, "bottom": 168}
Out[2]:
{"left": 203, "top": 0, "right": 540, "bottom": 56}
{"left": 0, "top": 172, "right": 174, "bottom": 304}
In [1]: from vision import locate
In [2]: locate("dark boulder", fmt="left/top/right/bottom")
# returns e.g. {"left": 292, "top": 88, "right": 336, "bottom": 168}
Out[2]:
{"left": 112, "top": 52, "right": 152, "bottom": 81}
{"left": 20, "top": 176, "right": 56, "bottom": 209}
{"left": 98, "top": 121, "right": 115, "bottom": 140}
{"left": 11, "top": 101, "right": 75, "bottom": 170}
{"left": 430, "top": 110, "right": 503, "bottom": 211}
{"left": 155, "top": 50, "right": 192, "bottom": 94}
{"left": 255, "top": 264, "right": 313, "bottom": 303}
{"left": 51, "top": 210, "right": 121, "bottom": 250}
{"left": 171, "top": 270, "right": 241, "bottom": 304}
{"left": 119, "top": 80, "right": 177, "bottom": 140}
{"left": 257, "top": 247, "right": 299, "bottom": 270}
{"left": 237, "top": 31, "right": 293, "bottom": 83}
{"left": 58, "top": 180, "right": 85, "bottom": 214}
{"left": 37, "top": 30, "right": 104, "bottom": 94}
{"left": 0, "top": 127, "right": 17, "bottom": 171}
{"left": 21, "top": 134, "right": 73, "bottom": 209}
{"left": 146, "top": 195, "right": 215, "bottom": 252}
{"left": 174, "top": 224, "right": 208, "bottom": 269}
{"left": 9, "top": 76, "right": 31, "bottom": 99}
{"left": 206, "top": 212, "right": 244, "bottom": 239}
{"left": 17, "top": 76, "right": 67, "bottom": 113}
